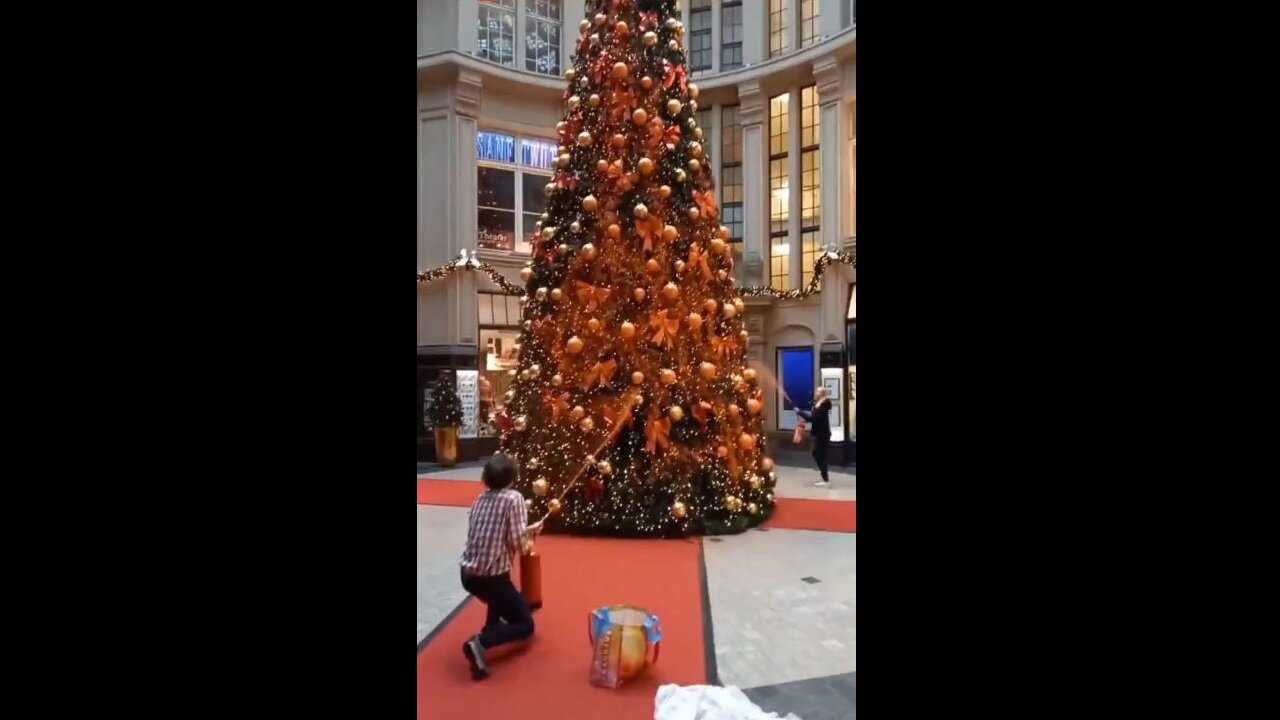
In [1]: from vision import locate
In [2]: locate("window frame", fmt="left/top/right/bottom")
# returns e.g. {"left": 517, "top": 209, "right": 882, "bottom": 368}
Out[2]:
{"left": 721, "top": 0, "right": 744, "bottom": 70}
{"left": 476, "top": 130, "right": 557, "bottom": 255}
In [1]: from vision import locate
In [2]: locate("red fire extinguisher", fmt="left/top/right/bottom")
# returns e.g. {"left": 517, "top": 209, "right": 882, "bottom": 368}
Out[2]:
{"left": 520, "top": 547, "right": 543, "bottom": 610}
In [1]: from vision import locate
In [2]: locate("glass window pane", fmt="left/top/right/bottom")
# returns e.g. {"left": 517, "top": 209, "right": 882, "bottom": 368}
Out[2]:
{"left": 478, "top": 209, "right": 515, "bottom": 251}
{"left": 478, "top": 167, "right": 515, "bottom": 210}
{"left": 522, "top": 172, "right": 551, "bottom": 214}
{"left": 478, "top": 294, "right": 494, "bottom": 326}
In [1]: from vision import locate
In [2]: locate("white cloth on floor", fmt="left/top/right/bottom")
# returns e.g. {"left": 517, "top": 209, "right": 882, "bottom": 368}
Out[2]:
{"left": 653, "top": 684, "right": 802, "bottom": 720}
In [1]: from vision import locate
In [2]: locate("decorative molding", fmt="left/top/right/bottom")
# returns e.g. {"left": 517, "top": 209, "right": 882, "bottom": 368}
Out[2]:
{"left": 813, "top": 56, "right": 842, "bottom": 99}
{"left": 737, "top": 79, "right": 764, "bottom": 126}
{"left": 455, "top": 67, "right": 483, "bottom": 118}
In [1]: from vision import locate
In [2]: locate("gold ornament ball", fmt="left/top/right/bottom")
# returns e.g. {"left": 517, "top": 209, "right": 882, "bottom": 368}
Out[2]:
{"left": 635, "top": 285, "right": 647, "bottom": 301}
{"left": 587, "top": 317, "right": 602, "bottom": 332}
{"left": 659, "top": 224, "right": 677, "bottom": 242}
{"left": 615, "top": 21, "right": 629, "bottom": 36}
{"left": 700, "top": 361, "right": 717, "bottom": 379}
{"left": 733, "top": 299, "right": 745, "bottom": 315}
{"left": 550, "top": 288, "right": 563, "bottom": 302}
{"left": 589, "top": 93, "right": 601, "bottom": 107}
{"left": 723, "top": 304, "right": 738, "bottom": 319}
{"left": 689, "top": 141, "right": 703, "bottom": 158}
{"left": 710, "top": 237, "right": 727, "bottom": 254}
{"left": 568, "top": 95, "right": 581, "bottom": 110}
{"left": 535, "top": 287, "right": 549, "bottom": 300}
{"left": 668, "top": 405, "right": 685, "bottom": 422}
{"left": 660, "top": 368, "right": 677, "bottom": 384}
{"left": 578, "top": 131, "right": 594, "bottom": 147}
{"left": 659, "top": 184, "right": 672, "bottom": 198}
{"left": 519, "top": 266, "right": 533, "bottom": 282}
{"left": 557, "top": 243, "right": 570, "bottom": 255}
{"left": 694, "top": 127, "right": 704, "bottom": 141}
{"left": 643, "top": 31, "right": 658, "bottom": 46}
{"left": 571, "top": 405, "right": 585, "bottom": 420}
{"left": 674, "top": 169, "right": 687, "bottom": 183}
{"left": 675, "top": 259, "right": 687, "bottom": 273}
{"left": 607, "top": 223, "right": 622, "bottom": 239}
{"left": 567, "top": 336, "right": 585, "bottom": 354}
{"left": 597, "top": 159, "right": 610, "bottom": 173}
{"left": 667, "top": 98, "right": 683, "bottom": 116}
{"left": 749, "top": 474, "right": 763, "bottom": 490}
{"left": 514, "top": 415, "right": 529, "bottom": 432}
{"left": 547, "top": 498, "right": 562, "bottom": 515}
{"left": 662, "top": 282, "right": 680, "bottom": 300}
{"left": 532, "top": 478, "right": 549, "bottom": 496}
{"left": 724, "top": 495, "right": 740, "bottom": 511}
{"left": 688, "top": 83, "right": 700, "bottom": 99}
{"left": 738, "top": 432, "right": 757, "bottom": 450}
{"left": 717, "top": 269, "right": 729, "bottom": 281}
{"left": 688, "top": 159, "right": 701, "bottom": 173}
{"left": 570, "top": 221, "right": 582, "bottom": 233}
{"left": 717, "top": 445, "right": 729, "bottom": 458}
{"left": 668, "top": 39, "right": 679, "bottom": 51}
{"left": 597, "top": 460, "right": 613, "bottom": 476}
{"left": 666, "top": 17, "right": 679, "bottom": 29}
{"left": 719, "top": 225, "right": 731, "bottom": 240}
{"left": 638, "top": 157, "right": 654, "bottom": 174}
{"left": 671, "top": 501, "right": 687, "bottom": 519}
{"left": 611, "top": 133, "right": 627, "bottom": 148}
{"left": 529, "top": 364, "right": 541, "bottom": 377}
{"left": 580, "top": 417, "right": 595, "bottom": 432}
{"left": 594, "top": 13, "right": 607, "bottom": 25}
{"left": 579, "top": 19, "right": 591, "bottom": 33}
{"left": 542, "top": 226, "right": 558, "bottom": 241}
{"left": 551, "top": 373, "right": 564, "bottom": 386}
{"left": 633, "top": 108, "right": 648, "bottom": 125}
{"left": 520, "top": 369, "right": 531, "bottom": 381}
{"left": 690, "top": 99, "right": 698, "bottom": 112}
{"left": 704, "top": 299, "right": 718, "bottom": 314}
{"left": 688, "top": 206, "right": 701, "bottom": 221}
{"left": 646, "top": 258, "right": 662, "bottom": 275}
{"left": 557, "top": 153, "right": 571, "bottom": 168}
{"left": 743, "top": 368, "right": 757, "bottom": 382}
{"left": 687, "top": 312, "right": 702, "bottom": 331}
{"left": 631, "top": 371, "right": 645, "bottom": 385}
{"left": 504, "top": 389, "right": 516, "bottom": 401}
{"left": 634, "top": 203, "right": 649, "bottom": 219}
{"left": 621, "top": 321, "right": 636, "bottom": 338}
{"left": 761, "top": 457, "right": 774, "bottom": 472}
{"left": 612, "top": 62, "right": 629, "bottom": 79}
{"left": 582, "top": 194, "right": 599, "bottom": 212}
{"left": 747, "top": 502, "right": 759, "bottom": 515}
{"left": 544, "top": 182, "right": 556, "bottom": 197}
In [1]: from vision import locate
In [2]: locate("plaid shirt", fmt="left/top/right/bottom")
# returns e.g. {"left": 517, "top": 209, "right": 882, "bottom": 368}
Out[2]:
{"left": 460, "top": 488, "right": 527, "bottom": 576}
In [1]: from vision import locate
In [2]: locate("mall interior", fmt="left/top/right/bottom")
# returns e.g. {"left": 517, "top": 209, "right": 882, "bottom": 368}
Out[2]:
{"left": 417, "top": 0, "right": 855, "bottom": 464}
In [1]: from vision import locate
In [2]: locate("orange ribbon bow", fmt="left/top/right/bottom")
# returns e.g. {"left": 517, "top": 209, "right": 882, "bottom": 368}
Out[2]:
{"left": 545, "top": 391, "right": 570, "bottom": 422}
{"left": 575, "top": 281, "right": 611, "bottom": 313}
{"left": 645, "top": 414, "right": 672, "bottom": 454}
{"left": 646, "top": 118, "right": 665, "bottom": 150}
{"left": 709, "top": 333, "right": 738, "bottom": 360}
{"left": 581, "top": 358, "right": 617, "bottom": 391}
{"left": 688, "top": 244, "right": 714, "bottom": 282}
{"left": 693, "top": 190, "right": 718, "bottom": 220}
{"left": 649, "top": 310, "right": 681, "bottom": 349}
{"left": 636, "top": 214, "right": 665, "bottom": 253}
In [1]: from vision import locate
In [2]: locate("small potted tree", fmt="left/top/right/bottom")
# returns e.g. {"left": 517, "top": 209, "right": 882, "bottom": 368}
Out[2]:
{"left": 429, "top": 374, "right": 464, "bottom": 467}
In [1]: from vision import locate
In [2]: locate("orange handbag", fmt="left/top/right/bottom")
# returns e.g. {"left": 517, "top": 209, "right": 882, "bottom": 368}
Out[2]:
{"left": 793, "top": 419, "right": 806, "bottom": 444}
{"left": 520, "top": 548, "right": 543, "bottom": 610}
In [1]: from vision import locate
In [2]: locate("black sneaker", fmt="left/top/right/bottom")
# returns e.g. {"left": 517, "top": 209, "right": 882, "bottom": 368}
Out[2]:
{"left": 463, "top": 636, "right": 489, "bottom": 680}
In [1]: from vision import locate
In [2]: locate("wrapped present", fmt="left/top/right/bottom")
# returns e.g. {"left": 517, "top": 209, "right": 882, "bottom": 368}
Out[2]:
{"left": 587, "top": 605, "right": 662, "bottom": 688}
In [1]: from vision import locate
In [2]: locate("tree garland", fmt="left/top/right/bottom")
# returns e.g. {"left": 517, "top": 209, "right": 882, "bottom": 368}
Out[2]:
{"left": 417, "top": 241, "right": 855, "bottom": 299}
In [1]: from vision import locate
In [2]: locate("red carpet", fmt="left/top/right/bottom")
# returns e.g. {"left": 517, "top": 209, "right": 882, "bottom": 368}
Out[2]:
{"left": 764, "top": 498, "right": 857, "bottom": 533}
{"left": 418, "top": 478, "right": 856, "bottom": 533}
{"left": 417, "top": 534, "right": 705, "bottom": 720}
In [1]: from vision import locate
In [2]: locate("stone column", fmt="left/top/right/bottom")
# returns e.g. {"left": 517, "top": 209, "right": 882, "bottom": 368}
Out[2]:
{"left": 452, "top": 69, "right": 483, "bottom": 347}
{"left": 737, "top": 79, "right": 766, "bottom": 286}
{"left": 814, "top": 56, "right": 845, "bottom": 345}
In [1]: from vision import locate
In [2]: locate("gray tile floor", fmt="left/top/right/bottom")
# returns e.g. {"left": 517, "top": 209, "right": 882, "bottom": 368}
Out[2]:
{"left": 744, "top": 672, "right": 855, "bottom": 720}
{"left": 416, "top": 505, "right": 470, "bottom": 644}
{"left": 704, "top": 529, "right": 856, "bottom": 689}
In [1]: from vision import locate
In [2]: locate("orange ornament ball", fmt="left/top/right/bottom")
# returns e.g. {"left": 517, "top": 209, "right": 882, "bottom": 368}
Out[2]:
{"left": 634, "top": 287, "right": 647, "bottom": 302}
{"left": 660, "top": 368, "right": 677, "bottom": 384}
{"left": 633, "top": 108, "right": 648, "bottom": 125}
{"left": 607, "top": 223, "right": 622, "bottom": 240}
{"left": 716, "top": 445, "right": 729, "bottom": 458}
{"left": 723, "top": 304, "right": 738, "bottom": 319}
{"left": 638, "top": 157, "right": 654, "bottom": 174}
{"left": 567, "top": 336, "right": 585, "bottom": 354}
{"left": 646, "top": 258, "right": 662, "bottom": 275}
{"left": 582, "top": 195, "right": 599, "bottom": 212}
{"left": 743, "top": 368, "right": 757, "bottom": 382}
{"left": 704, "top": 299, "right": 718, "bottom": 314}
{"left": 587, "top": 318, "right": 602, "bottom": 332}
{"left": 662, "top": 225, "right": 678, "bottom": 242}
{"left": 612, "top": 133, "right": 627, "bottom": 148}
{"left": 728, "top": 403, "right": 741, "bottom": 417}
{"left": 688, "top": 207, "right": 701, "bottom": 221}
{"left": 738, "top": 433, "right": 757, "bottom": 451}
{"left": 612, "top": 62, "right": 629, "bottom": 79}
{"left": 699, "top": 361, "right": 717, "bottom": 379}
{"left": 571, "top": 405, "right": 585, "bottom": 420}
{"left": 620, "top": 321, "right": 636, "bottom": 338}
{"left": 658, "top": 184, "right": 672, "bottom": 199}
{"left": 687, "top": 312, "right": 703, "bottom": 331}
{"left": 709, "top": 237, "right": 727, "bottom": 254}
{"left": 641, "top": 76, "right": 654, "bottom": 90}
{"left": 631, "top": 371, "right": 645, "bottom": 385}
{"left": 597, "top": 159, "right": 610, "bottom": 173}
{"left": 615, "top": 21, "right": 629, "bottom": 36}
{"left": 662, "top": 282, "right": 680, "bottom": 300}
{"left": 761, "top": 456, "right": 775, "bottom": 472}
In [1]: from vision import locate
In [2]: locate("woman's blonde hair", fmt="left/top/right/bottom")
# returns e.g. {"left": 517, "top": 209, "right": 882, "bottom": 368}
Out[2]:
{"left": 814, "top": 386, "right": 828, "bottom": 398}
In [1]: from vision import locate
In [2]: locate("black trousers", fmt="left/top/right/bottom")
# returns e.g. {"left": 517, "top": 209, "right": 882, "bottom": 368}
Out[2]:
{"left": 460, "top": 569, "right": 534, "bottom": 650}
{"left": 812, "top": 436, "right": 830, "bottom": 480}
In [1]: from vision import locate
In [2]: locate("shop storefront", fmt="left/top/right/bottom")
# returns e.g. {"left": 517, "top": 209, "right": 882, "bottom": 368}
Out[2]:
{"left": 845, "top": 283, "right": 856, "bottom": 464}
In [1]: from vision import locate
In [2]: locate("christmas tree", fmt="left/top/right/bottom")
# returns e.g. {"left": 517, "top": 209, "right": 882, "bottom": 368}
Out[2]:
{"left": 498, "top": 0, "right": 776, "bottom": 537}
{"left": 428, "top": 374, "right": 464, "bottom": 429}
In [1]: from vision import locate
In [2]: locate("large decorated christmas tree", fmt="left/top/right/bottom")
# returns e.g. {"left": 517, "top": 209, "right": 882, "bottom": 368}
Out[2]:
{"left": 498, "top": 0, "right": 776, "bottom": 536}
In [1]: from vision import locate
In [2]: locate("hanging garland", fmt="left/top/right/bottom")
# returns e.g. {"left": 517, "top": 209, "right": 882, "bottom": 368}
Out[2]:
{"left": 417, "top": 241, "right": 855, "bottom": 299}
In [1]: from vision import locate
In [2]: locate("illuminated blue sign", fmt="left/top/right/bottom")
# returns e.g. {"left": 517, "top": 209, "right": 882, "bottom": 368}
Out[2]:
{"left": 520, "top": 138, "right": 558, "bottom": 171}
{"left": 476, "top": 131, "right": 516, "bottom": 164}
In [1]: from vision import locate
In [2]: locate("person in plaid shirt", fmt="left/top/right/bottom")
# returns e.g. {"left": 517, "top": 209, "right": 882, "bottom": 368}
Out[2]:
{"left": 459, "top": 453, "right": 543, "bottom": 680}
